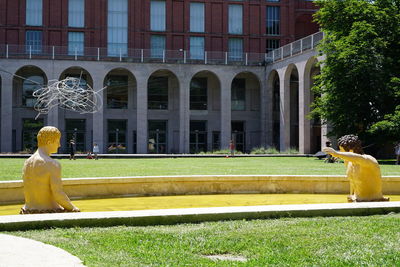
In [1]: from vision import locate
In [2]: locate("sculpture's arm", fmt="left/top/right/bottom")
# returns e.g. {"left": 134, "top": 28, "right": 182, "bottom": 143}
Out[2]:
{"left": 49, "top": 162, "right": 80, "bottom": 212}
{"left": 322, "top": 147, "right": 367, "bottom": 164}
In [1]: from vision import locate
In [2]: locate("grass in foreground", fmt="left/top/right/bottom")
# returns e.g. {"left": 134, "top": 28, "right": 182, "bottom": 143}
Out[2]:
{"left": 1, "top": 157, "right": 399, "bottom": 181}
{"left": 11, "top": 214, "right": 400, "bottom": 266}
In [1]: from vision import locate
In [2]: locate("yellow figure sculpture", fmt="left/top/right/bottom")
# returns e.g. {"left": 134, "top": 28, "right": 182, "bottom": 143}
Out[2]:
{"left": 20, "top": 126, "right": 80, "bottom": 214}
{"left": 323, "top": 135, "right": 389, "bottom": 202}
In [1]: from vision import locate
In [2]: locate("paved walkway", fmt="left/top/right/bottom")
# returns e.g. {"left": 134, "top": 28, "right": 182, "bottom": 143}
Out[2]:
{"left": 0, "top": 234, "right": 85, "bottom": 267}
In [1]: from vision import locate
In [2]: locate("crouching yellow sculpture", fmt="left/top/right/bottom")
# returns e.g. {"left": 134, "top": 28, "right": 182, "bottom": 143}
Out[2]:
{"left": 20, "top": 126, "right": 80, "bottom": 214}
{"left": 323, "top": 135, "right": 389, "bottom": 202}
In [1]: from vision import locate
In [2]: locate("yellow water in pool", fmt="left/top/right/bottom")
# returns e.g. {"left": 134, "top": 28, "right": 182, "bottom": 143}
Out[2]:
{"left": 1, "top": 194, "right": 399, "bottom": 216}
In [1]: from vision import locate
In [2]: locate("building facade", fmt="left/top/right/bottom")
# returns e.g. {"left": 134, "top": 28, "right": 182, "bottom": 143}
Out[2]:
{"left": 0, "top": 0, "right": 320, "bottom": 154}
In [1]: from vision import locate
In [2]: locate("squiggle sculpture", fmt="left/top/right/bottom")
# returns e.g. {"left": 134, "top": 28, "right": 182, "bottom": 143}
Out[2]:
{"left": 33, "top": 77, "right": 104, "bottom": 119}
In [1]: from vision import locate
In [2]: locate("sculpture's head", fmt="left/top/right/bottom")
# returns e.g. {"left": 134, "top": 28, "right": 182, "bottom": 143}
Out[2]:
{"left": 338, "top": 134, "right": 364, "bottom": 154}
{"left": 37, "top": 126, "right": 61, "bottom": 153}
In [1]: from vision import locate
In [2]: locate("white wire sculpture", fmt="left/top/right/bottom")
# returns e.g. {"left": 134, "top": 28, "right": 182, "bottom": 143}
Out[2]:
{"left": 33, "top": 77, "right": 104, "bottom": 119}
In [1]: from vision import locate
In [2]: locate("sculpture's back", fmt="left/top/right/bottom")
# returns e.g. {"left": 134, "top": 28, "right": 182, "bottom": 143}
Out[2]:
{"left": 21, "top": 126, "right": 79, "bottom": 214}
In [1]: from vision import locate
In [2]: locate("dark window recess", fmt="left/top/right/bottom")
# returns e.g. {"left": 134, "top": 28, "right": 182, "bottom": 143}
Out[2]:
{"left": 106, "top": 75, "right": 128, "bottom": 109}
{"left": 148, "top": 76, "right": 168, "bottom": 109}
{"left": 190, "top": 77, "right": 207, "bottom": 110}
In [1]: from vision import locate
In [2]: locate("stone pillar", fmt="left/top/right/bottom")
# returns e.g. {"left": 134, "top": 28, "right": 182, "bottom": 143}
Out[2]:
{"left": 179, "top": 76, "right": 190, "bottom": 153}
{"left": 1, "top": 74, "right": 13, "bottom": 152}
{"left": 220, "top": 77, "right": 232, "bottom": 149}
{"left": 278, "top": 67, "right": 290, "bottom": 152}
{"left": 92, "top": 75, "right": 105, "bottom": 153}
{"left": 136, "top": 76, "right": 148, "bottom": 154}
{"left": 261, "top": 74, "right": 272, "bottom": 147}
{"left": 298, "top": 62, "right": 311, "bottom": 154}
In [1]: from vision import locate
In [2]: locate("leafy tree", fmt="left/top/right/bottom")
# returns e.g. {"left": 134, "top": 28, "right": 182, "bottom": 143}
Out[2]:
{"left": 312, "top": 0, "right": 400, "bottom": 147}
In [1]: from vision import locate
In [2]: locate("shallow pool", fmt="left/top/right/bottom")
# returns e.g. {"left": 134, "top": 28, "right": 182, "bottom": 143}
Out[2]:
{"left": 1, "top": 194, "right": 399, "bottom": 216}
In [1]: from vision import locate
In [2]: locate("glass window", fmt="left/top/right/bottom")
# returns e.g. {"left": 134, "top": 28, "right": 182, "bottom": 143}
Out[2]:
{"left": 266, "top": 39, "right": 280, "bottom": 53}
{"left": 65, "top": 119, "right": 86, "bottom": 153}
{"left": 25, "top": 31, "right": 42, "bottom": 54}
{"left": 229, "top": 5, "right": 243, "bottom": 34}
{"left": 228, "top": 38, "right": 243, "bottom": 61}
{"left": 22, "top": 75, "right": 44, "bottom": 107}
{"left": 151, "top": 35, "right": 165, "bottom": 58}
{"left": 190, "top": 37, "right": 204, "bottom": 60}
{"left": 267, "top": 0, "right": 280, "bottom": 2}
{"left": 232, "top": 121, "right": 245, "bottom": 152}
{"left": 232, "top": 78, "right": 245, "bottom": 111}
{"left": 26, "top": 0, "right": 42, "bottom": 26}
{"left": 190, "top": 77, "right": 207, "bottom": 110}
{"left": 68, "top": 32, "right": 84, "bottom": 55}
{"left": 148, "top": 120, "right": 167, "bottom": 154}
{"left": 190, "top": 2, "right": 204, "bottom": 33}
{"left": 148, "top": 76, "right": 168, "bottom": 109}
{"left": 190, "top": 121, "right": 207, "bottom": 153}
{"left": 68, "top": 0, "right": 84, "bottom": 27}
{"left": 267, "top": 6, "right": 280, "bottom": 35}
{"left": 107, "top": 0, "right": 128, "bottom": 56}
{"left": 106, "top": 75, "right": 128, "bottom": 109}
{"left": 22, "top": 118, "right": 44, "bottom": 153}
{"left": 151, "top": 0, "right": 166, "bottom": 31}
{"left": 107, "top": 120, "right": 127, "bottom": 153}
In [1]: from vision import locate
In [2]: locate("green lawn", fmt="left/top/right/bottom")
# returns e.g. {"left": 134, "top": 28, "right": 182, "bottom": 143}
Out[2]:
{"left": 11, "top": 214, "right": 400, "bottom": 266}
{"left": 1, "top": 157, "right": 399, "bottom": 181}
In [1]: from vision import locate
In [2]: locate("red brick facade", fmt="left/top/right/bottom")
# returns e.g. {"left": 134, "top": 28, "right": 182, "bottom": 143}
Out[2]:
{"left": 0, "top": 0, "right": 319, "bottom": 54}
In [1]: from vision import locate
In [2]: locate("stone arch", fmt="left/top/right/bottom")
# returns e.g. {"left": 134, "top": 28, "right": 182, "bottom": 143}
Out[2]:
{"left": 231, "top": 71, "right": 261, "bottom": 152}
{"left": 284, "top": 63, "right": 299, "bottom": 150}
{"left": 267, "top": 69, "right": 280, "bottom": 149}
{"left": 304, "top": 56, "right": 322, "bottom": 153}
{"left": 12, "top": 65, "right": 47, "bottom": 152}
{"left": 189, "top": 70, "right": 221, "bottom": 153}
{"left": 147, "top": 69, "right": 180, "bottom": 154}
{"left": 103, "top": 68, "right": 137, "bottom": 154}
{"left": 59, "top": 66, "right": 94, "bottom": 88}
{"left": 13, "top": 65, "right": 48, "bottom": 107}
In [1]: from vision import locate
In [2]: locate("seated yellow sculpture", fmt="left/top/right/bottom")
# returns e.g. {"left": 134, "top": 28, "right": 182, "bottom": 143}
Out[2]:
{"left": 21, "top": 126, "right": 80, "bottom": 214}
{"left": 323, "top": 135, "right": 389, "bottom": 202}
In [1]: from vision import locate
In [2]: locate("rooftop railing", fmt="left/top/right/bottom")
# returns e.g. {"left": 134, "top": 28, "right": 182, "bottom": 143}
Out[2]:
{"left": 0, "top": 32, "right": 324, "bottom": 66}
{"left": 265, "top": 31, "right": 324, "bottom": 63}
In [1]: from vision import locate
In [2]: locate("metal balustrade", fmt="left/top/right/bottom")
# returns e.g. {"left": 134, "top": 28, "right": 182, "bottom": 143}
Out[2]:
{"left": 0, "top": 32, "right": 324, "bottom": 66}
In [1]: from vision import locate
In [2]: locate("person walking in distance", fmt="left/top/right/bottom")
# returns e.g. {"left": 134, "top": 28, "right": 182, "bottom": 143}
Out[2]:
{"left": 93, "top": 143, "right": 99, "bottom": 160}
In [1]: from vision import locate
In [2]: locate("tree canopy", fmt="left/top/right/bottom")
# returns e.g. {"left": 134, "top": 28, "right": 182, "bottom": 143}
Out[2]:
{"left": 312, "top": 0, "right": 400, "bottom": 147}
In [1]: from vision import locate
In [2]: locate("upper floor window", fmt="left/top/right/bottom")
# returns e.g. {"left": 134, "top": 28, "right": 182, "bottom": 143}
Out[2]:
{"left": 25, "top": 31, "right": 42, "bottom": 54}
{"left": 229, "top": 5, "right": 243, "bottom": 34}
{"left": 190, "top": 2, "right": 204, "bottom": 33}
{"left": 151, "top": 0, "right": 166, "bottom": 31}
{"left": 266, "top": 39, "right": 280, "bottom": 53}
{"left": 107, "top": 0, "right": 128, "bottom": 57}
{"left": 228, "top": 38, "right": 243, "bottom": 61}
{"left": 26, "top": 0, "right": 42, "bottom": 26}
{"left": 68, "top": 32, "right": 84, "bottom": 55}
{"left": 267, "top": 0, "right": 280, "bottom": 2}
{"left": 190, "top": 37, "right": 204, "bottom": 60}
{"left": 68, "top": 0, "right": 85, "bottom": 27}
{"left": 267, "top": 6, "right": 280, "bottom": 35}
{"left": 151, "top": 35, "right": 165, "bottom": 58}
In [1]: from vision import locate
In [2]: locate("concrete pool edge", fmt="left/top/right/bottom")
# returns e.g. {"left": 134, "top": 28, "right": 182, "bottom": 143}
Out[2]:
{"left": 1, "top": 175, "right": 400, "bottom": 204}
{"left": 1, "top": 201, "right": 399, "bottom": 231}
